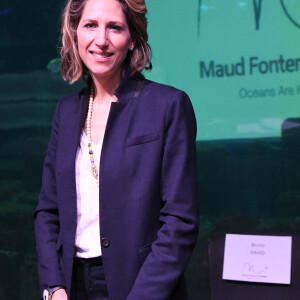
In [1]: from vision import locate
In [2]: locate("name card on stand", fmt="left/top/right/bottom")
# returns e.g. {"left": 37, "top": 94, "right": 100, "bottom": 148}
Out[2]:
{"left": 222, "top": 234, "right": 292, "bottom": 284}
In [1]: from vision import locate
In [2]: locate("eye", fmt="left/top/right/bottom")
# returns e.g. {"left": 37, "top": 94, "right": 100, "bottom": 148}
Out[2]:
{"left": 110, "top": 25, "right": 123, "bottom": 31}
{"left": 84, "top": 23, "right": 97, "bottom": 29}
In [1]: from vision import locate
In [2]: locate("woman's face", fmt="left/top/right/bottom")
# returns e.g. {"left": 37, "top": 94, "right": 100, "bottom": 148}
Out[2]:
{"left": 76, "top": 0, "right": 134, "bottom": 81}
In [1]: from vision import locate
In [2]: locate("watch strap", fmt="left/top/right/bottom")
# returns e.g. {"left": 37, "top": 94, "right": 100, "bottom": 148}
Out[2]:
{"left": 43, "top": 286, "right": 65, "bottom": 300}
{"left": 49, "top": 286, "right": 65, "bottom": 295}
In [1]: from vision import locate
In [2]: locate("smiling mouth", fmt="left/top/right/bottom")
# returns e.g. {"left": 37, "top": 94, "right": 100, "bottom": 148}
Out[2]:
{"left": 90, "top": 51, "right": 113, "bottom": 58}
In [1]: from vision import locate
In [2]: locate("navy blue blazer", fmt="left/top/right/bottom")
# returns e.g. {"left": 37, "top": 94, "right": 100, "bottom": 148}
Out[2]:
{"left": 34, "top": 73, "right": 199, "bottom": 300}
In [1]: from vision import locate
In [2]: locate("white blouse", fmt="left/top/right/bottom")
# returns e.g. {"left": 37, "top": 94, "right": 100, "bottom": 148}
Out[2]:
{"left": 75, "top": 131, "right": 103, "bottom": 258}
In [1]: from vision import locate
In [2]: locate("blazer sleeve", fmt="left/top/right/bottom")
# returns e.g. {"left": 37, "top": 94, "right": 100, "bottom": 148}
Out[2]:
{"left": 34, "top": 101, "right": 66, "bottom": 294}
{"left": 127, "top": 90, "right": 199, "bottom": 299}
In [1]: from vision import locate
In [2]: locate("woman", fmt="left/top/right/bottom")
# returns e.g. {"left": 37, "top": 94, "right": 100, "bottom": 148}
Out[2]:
{"left": 34, "top": 0, "right": 199, "bottom": 299}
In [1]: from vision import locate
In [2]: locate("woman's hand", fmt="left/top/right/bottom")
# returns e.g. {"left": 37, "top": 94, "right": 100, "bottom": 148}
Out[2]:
{"left": 50, "top": 289, "right": 68, "bottom": 300}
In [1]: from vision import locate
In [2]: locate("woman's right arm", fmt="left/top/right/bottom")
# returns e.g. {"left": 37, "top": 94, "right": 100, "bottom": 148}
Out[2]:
{"left": 50, "top": 288, "right": 68, "bottom": 300}
{"left": 34, "top": 102, "right": 67, "bottom": 297}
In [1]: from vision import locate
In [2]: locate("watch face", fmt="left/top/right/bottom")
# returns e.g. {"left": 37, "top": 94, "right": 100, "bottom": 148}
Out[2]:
{"left": 43, "top": 289, "right": 49, "bottom": 300}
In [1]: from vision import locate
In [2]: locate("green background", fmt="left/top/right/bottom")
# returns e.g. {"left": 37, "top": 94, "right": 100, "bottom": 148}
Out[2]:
{"left": 147, "top": 0, "right": 300, "bottom": 140}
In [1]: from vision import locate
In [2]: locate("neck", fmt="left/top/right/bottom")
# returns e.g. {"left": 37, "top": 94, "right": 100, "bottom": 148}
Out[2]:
{"left": 91, "top": 71, "right": 122, "bottom": 104}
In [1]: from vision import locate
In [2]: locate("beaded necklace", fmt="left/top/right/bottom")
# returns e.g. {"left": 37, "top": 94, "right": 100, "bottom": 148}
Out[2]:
{"left": 86, "top": 85, "right": 99, "bottom": 185}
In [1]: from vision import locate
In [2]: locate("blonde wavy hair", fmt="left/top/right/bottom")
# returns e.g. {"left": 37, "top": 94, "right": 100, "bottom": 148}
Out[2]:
{"left": 60, "top": 0, "right": 152, "bottom": 83}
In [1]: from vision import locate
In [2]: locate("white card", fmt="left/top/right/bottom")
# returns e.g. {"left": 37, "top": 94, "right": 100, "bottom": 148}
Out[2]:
{"left": 222, "top": 234, "right": 292, "bottom": 284}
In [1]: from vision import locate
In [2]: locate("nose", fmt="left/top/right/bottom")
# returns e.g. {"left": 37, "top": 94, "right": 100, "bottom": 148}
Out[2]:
{"left": 95, "top": 27, "right": 108, "bottom": 48}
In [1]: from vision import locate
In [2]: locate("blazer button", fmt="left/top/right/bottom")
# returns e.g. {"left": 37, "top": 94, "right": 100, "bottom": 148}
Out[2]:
{"left": 101, "top": 238, "right": 110, "bottom": 248}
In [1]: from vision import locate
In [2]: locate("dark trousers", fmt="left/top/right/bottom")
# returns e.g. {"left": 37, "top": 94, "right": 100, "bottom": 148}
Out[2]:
{"left": 71, "top": 256, "right": 108, "bottom": 300}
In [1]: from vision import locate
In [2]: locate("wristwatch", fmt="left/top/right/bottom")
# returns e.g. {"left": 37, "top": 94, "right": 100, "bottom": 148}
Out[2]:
{"left": 43, "top": 286, "right": 65, "bottom": 300}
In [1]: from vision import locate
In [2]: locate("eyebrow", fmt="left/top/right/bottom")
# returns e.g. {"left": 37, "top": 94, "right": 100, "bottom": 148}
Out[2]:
{"left": 81, "top": 18, "right": 126, "bottom": 25}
